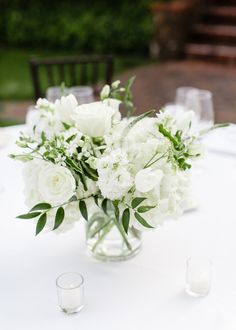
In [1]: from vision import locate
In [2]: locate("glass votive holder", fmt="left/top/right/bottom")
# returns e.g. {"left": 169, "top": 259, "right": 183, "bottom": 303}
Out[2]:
{"left": 185, "top": 257, "right": 212, "bottom": 297}
{"left": 46, "top": 86, "right": 69, "bottom": 102}
{"left": 56, "top": 272, "right": 84, "bottom": 314}
{"left": 69, "top": 86, "right": 94, "bottom": 104}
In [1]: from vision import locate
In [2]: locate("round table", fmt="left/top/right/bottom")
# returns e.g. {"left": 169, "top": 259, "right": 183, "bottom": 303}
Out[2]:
{"left": 0, "top": 125, "right": 236, "bottom": 330}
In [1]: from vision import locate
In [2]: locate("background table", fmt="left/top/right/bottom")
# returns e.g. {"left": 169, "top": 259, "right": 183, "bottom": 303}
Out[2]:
{"left": 0, "top": 125, "right": 236, "bottom": 330}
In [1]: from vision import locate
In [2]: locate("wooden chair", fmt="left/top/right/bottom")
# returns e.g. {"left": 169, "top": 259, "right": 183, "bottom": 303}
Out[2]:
{"left": 29, "top": 55, "right": 114, "bottom": 101}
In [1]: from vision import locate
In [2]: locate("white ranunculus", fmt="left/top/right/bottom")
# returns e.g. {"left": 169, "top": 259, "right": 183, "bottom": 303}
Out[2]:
{"left": 38, "top": 164, "right": 76, "bottom": 205}
{"left": 72, "top": 101, "right": 120, "bottom": 137}
{"left": 135, "top": 168, "right": 164, "bottom": 193}
{"left": 55, "top": 94, "right": 78, "bottom": 124}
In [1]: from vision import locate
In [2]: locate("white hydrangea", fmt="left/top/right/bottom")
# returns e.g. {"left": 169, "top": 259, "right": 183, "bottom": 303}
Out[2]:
{"left": 131, "top": 166, "right": 194, "bottom": 231}
{"left": 97, "top": 149, "right": 133, "bottom": 200}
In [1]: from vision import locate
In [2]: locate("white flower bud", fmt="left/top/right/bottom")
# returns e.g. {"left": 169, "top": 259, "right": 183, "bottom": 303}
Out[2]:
{"left": 100, "top": 85, "right": 110, "bottom": 100}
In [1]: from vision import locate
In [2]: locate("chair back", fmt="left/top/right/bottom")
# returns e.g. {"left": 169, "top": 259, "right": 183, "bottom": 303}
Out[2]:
{"left": 29, "top": 55, "right": 114, "bottom": 101}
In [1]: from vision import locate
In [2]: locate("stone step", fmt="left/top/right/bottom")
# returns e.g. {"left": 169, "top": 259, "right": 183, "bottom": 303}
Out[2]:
{"left": 205, "top": 6, "right": 236, "bottom": 24}
{"left": 209, "top": 0, "right": 236, "bottom": 5}
{"left": 185, "top": 43, "right": 236, "bottom": 63}
{"left": 193, "top": 24, "right": 236, "bottom": 44}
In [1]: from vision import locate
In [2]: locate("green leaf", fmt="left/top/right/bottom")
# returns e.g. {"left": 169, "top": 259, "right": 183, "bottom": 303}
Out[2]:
{"left": 66, "top": 134, "right": 77, "bottom": 143}
{"left": 53, "top": 207, "right": 65, "bottom": 230}
{"left": 125, "top": 76, "right": 136, "bottom": 91}
{"left": 80, "top": 161, "right": 98, "bottom": 181}
{"left": 36, "top": 213, "right": 47, "bottom": 235}
{"left": 101, "top": 198, "right": 108, "bottom": 214}
{"left": 134, "top": 212, "right": 154, "bottom": 229}
{"left": 62, "top": 122, "right": 72, "bottom": 130}
{"left": 65, "top": 158, "right": 82, "bottom": 174}
{"left": 41, "top": 131, "right": 46, "bottom": 143}
{"left": 17, "top": 212, "right": 41, "bottom": 219}
{"left": 69, "top": 195, "right": 78, "bottom": 202}
{"left": 93, "top": 195, "right": 99, "bottom": 206}
{"left": 113, "top": 201, "right": 120, "bottom": 221}
{"left": 121, "top": 208, "right": 130, "bottom": 234}
{"left": 30, "top": 203, "right": 51, "bottom": 212}
{"left": 131, "top": 197, "right": 147, "bottom": 209}
{"left": 158, "top": 124, "right": 179, "bottom": 148}
{"left": 79, "top": 200, "right": 88, "bottom": 221}
{"left": 137, "top": 205, "right": 156, "bottom": 213}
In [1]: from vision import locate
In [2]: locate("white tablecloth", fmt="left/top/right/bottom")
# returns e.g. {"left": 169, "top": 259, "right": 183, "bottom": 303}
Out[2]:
{"left": 0, "top": 125, "right": 236, "bottom": 330}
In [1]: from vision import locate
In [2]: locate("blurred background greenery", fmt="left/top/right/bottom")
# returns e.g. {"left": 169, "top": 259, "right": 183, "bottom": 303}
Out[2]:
{"left": 0, "top": 0, "right": 154, "bottom": 100}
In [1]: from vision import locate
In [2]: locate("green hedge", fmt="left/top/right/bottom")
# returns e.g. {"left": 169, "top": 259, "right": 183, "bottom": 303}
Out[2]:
{"left": 1, "top": 0, "right": 153, "bottom": 54}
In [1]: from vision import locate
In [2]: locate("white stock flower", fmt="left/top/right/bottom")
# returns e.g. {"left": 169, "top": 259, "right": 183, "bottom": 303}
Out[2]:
{"left": 72, "top": 101, "right": 120, "bottom": 137}
{"left": 26, "top": 107, "right": 62, "bottom": 139}
{"left": 135, "top": 168, "right": 164, "bottom": 193}
{"left": 55, "top": 94, "right": 78, "bottom": 124}
{"left": 36, "top": 98, "right": 55, "bottom": 110}
{"left": 97, "top": 149, "right": 133, "bottom": 200}
{"left": 37, "top": 164, "right": 76, "bottom": 205}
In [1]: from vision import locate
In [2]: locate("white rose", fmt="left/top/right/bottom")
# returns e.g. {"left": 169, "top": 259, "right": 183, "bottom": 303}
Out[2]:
{"left": 103, "top": 98, "right": 121, "bottom": 123}
{"left": 135, "top": 168, "right": 163, "bottom": 193}
{"left": 103, "top": 98, "right": 121, "bottom": 112}
{"left": 72, "top": 101, "right": 119, "bottom": 137}
{"left": 38, "top": 164, "right": 76, "bottom": 205}
{"left": 55, "top": 94, "right": 78, "bottom": 124}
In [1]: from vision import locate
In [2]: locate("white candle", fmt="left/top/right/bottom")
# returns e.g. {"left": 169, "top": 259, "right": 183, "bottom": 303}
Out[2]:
{"left": 186, "top": 257, "right": 212, "bottom": 297}
{"left": 58, "top": 285, "right": 84, "bottom": 312}
{"left": 188, "top": 271, "right": 210, "bottom": 295}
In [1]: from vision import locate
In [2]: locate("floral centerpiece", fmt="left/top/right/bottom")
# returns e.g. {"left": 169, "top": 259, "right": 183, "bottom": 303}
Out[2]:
{"left": 11, "top": 78, "right": 205, "bottom": 261}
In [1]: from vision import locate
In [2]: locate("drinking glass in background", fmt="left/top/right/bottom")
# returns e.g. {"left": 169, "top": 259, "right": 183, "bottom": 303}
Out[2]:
{"left": 46, "top": 86, "right": 69, "bottom": 102}
{"left": 69, "top": 86, "right": 94, "bottom": 105}
{"left": 175, "top": 86, "right": 198, "bottom": 106}
{"left": 175, "top": 87, "right": 215, "bottom": 129}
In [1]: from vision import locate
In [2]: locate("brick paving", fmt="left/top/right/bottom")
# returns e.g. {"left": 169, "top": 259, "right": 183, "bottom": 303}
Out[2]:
{"left": 1, "top": 60, "right": 236, "bottom": 124}
{"left": 118, "top": 60, "right": 236, "bottom": 123}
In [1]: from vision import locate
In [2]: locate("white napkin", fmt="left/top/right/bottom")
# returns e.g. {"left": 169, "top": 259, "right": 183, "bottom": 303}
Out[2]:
{"left": 204, "top": 124, "right": 236, "bottom": 157}
{"left": 0, "top": 129, "right": 11, "bottom": 149}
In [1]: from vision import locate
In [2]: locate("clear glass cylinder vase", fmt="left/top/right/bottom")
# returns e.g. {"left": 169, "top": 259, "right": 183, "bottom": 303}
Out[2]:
{"left": 86, "top": 211, "right": 142, "bottom": 261}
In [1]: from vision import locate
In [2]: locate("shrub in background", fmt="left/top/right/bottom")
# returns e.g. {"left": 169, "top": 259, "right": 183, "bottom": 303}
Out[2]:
{"left": 0, "top": 0, "right": 153, "bottom": 55}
